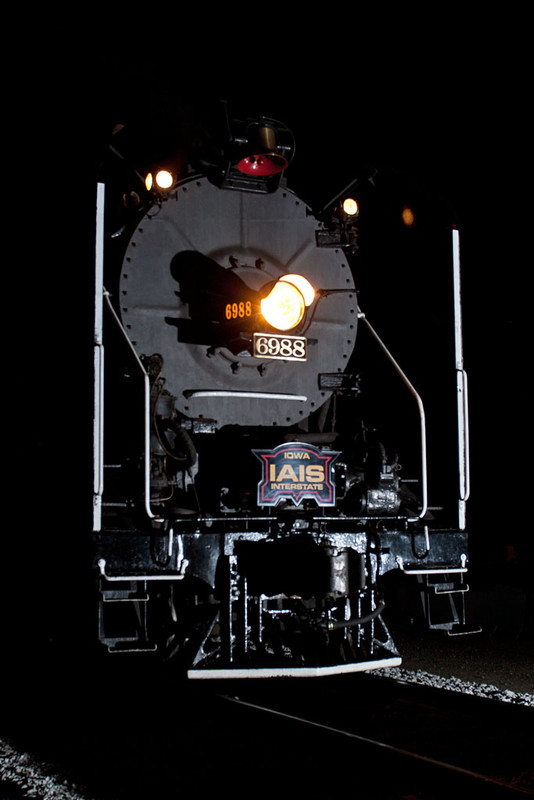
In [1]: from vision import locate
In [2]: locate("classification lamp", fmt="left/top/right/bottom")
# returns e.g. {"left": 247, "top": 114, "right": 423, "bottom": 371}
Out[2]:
{"left": 145, "top": 169, "right": 175, "bottom": 192}
{"left": 342, "top": 197, "right": 359, "bottom": 216}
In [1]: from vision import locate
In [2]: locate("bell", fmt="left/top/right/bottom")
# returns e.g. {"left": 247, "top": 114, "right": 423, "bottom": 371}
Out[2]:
{"left": 236, "top": 123, "right": 288, "bottom": 176}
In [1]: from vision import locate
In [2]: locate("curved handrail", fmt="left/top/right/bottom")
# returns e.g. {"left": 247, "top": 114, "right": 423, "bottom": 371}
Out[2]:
{"left": 358, "top": 310, "right": 428, "bottom": 522}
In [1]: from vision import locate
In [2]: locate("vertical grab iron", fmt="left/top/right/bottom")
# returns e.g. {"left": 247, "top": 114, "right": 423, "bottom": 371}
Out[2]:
{"left": 452, "top": 228, "right": 470, "bottom": 530}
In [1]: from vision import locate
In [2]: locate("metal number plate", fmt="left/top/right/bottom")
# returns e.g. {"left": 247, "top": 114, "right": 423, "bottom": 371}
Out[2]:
{"left": 253, "top": 333, "right": 307, "bottom": 361}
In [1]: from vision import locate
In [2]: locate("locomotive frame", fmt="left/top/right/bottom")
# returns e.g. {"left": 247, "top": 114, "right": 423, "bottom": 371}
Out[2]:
{"left": 93, "top": 110, "right": 472, "bottom": 678}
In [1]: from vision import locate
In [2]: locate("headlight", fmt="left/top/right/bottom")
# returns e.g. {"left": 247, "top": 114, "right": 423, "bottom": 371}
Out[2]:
{"left": 260, "top": 274, "right": 315, "bottom": 331}
{"left": 281, "top": 274, "right": 315, "bottom": 306}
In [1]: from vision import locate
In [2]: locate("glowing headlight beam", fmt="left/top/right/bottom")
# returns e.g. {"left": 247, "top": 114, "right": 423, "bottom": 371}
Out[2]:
{"left": 279, "top": 274, "right": 315, "bottom": 307}
{"left": 260, "top": 274, "right": 315, "bottom": 331}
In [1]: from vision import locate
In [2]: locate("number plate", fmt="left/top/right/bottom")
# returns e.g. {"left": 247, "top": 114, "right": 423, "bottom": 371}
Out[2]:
{"left": 253, "top": 333, "right": 307, "bottom": 361}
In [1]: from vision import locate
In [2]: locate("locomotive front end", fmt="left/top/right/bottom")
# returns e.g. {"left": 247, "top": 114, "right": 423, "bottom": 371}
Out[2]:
{"left": 93, "top": 107, "right": 472, "bottom": 677}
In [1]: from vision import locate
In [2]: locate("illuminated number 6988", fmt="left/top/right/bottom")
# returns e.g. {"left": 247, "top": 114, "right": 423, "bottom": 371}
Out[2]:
{"left": 253, "top": 334, "right": 307, "bottom": 361}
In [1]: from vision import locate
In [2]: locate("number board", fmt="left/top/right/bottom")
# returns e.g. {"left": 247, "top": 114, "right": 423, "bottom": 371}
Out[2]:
{"left": 253, "top": 333, "right": 307, "bottom": 361}
{"left": 224, "top": 300, "right": 253, "bottom": 320}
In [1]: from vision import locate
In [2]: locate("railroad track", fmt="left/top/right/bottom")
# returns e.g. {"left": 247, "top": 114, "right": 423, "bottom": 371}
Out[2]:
{"left": 1, "top": 659, "right": 532, "bottom": 799}
{"left": 215, "top": 674, "right": 534, "bottom": 798}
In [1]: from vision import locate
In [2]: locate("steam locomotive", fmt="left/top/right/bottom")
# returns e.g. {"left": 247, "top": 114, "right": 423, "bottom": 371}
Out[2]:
{"left": 93, "top": 105, "right": 472, "bottom": 677}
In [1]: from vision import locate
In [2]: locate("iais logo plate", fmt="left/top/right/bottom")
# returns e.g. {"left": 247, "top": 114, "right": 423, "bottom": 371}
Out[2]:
{"left": 253, "top": 442, "right": 339, "bottom": 507}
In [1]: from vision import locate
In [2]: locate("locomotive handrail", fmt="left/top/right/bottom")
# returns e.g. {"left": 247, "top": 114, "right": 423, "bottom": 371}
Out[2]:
{"left": 457, "top": 367, "right": 470, "bottom": 503}
{"left": 396, "top": 552, "right": 468, "bottom": 574}
{"left": 395, "top": 560, "right": 468, "bottom": 575}
{"left": 103, "top": 291, "right": 161, "bottom": 522}
{"left": 357, "top": 310, "right": 428, "bottom": 522}
{"left": 94, "top": 185, "right": 161, "bottom": 523}
{"left": 98, "top": 557, "right": 189, "bottom": 582}
{"left": 452, "top": 228, "right": 470, "bottom": 529}
{"left": 184, "top": 390, "right": 307, "bottom": 401}
{"left": 93, "top": 182, "right": 105, "bottom": 532}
